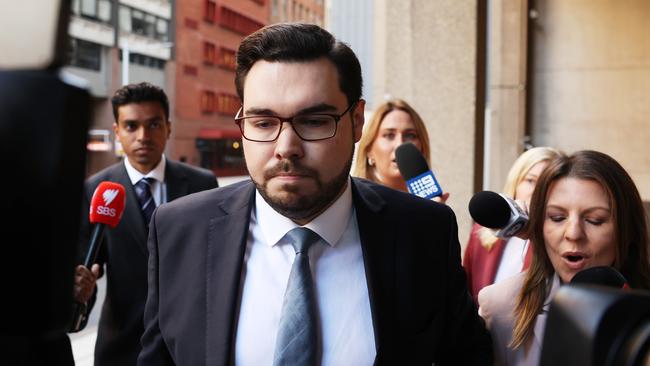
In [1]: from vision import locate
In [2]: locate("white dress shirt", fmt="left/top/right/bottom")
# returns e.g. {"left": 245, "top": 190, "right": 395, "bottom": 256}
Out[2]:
{"left": 479, "top": 272, "right": 561, "bottom": 366}
{"left": 123, "top": 155, "right": 167, "bottom": 206}
{"left": 234, "top": 178, "right": 376, "bottom": 365}
{"left": 493, "top": 237, "right": 529, "bottom": 284}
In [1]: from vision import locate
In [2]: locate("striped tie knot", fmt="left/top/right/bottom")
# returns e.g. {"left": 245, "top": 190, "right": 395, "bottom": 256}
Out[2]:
{"left": 135, "top": 177, "right": 156, "bottom": 227}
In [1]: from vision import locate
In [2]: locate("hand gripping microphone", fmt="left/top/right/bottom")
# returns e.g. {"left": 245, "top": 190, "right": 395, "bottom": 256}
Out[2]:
{"left": 71, "top": 181, "right": 126, "bottom": 331}
{"left": 468, "top": 191, "right": 528, "bottom": 239}
{"left": 395, "top": 142, "right": 443, "bottom": 199}
{"left": 570, "top": 266, "right": 629, "bottom": 289}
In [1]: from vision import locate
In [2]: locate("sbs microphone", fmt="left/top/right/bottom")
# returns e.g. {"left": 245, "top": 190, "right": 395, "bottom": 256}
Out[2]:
{"left": 468, "top": 190, "right": 528, "bottom": 238}
{"left": 570, "top": 266, "right": 628, "bottom": 289}
{"left": 395, "top": 142, "right": 443, "bottom": 199}
{"left": 84, "top": 181, "right": 126, "bottom": 266}
{"left": 71, "top": 181, "right": 126, "bottom": 331}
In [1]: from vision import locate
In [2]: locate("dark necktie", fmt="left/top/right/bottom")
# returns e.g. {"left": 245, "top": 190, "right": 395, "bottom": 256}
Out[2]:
{"left": 273, "top": 227, "right": 321, "bottom": 366}
{"left": 134, "top": 177, "right": 156, "bottom": 227}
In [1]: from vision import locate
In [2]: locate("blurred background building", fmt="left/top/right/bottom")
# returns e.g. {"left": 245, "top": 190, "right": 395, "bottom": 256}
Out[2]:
{"left": 64, "top": 0, "right": 650, "bottom": 245}
{"left": 65, "top": 0, "right": 324, "bottom": 181}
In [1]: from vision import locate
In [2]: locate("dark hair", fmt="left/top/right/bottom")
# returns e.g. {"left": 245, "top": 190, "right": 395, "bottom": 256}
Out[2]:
{"left": 512, "top": 150, "right": 650, "bottom": 348}
{"left": 235, "top": 22, "right": 362, "bottom": 106}
{"left": 111, "top": 82, "right": 169, "bottom": 121}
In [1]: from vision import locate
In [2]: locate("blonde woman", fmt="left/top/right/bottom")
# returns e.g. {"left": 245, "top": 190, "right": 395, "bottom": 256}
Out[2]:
{"left": 353, "top": 99, "right": 449, "bottom": 202}
{"left": 463, "top": 147, "right": 562, "bottom": 303}
{"left": 478, "top": 150, "right": 650, "bottom": 365}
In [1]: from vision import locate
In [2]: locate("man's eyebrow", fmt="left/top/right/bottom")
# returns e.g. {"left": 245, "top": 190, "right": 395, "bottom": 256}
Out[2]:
{"left": 244, "top": 103, "right": 339, "bottom": 116}
{"left": 119, "top": 116, "right": 164, "bottom": 124}
{"left": 297, "top": 103, "right": 339, "bottom": 115}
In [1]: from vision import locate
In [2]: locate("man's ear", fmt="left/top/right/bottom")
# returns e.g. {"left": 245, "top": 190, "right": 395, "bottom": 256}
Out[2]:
{"left": 112, "top": 122, "right": 120, "bottom": 142}
{"left": 166, "top": 120, "right": 172, "bottom": 139}
{"left": 352, "top": 99, "right": 365, "bottom": 143}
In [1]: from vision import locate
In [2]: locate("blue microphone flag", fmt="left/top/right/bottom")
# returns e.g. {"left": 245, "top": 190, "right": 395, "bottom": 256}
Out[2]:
{"left": 406, "top": 171, "right": 443, "bottom": 199}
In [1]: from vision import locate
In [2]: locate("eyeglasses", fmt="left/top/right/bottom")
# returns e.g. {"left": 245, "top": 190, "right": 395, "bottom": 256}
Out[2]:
{"left": 234, "top": 102, "right": 357, "bottom": 142}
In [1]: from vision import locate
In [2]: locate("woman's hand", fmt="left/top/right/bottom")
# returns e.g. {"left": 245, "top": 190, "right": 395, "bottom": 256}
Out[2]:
{"left": 432, "top": 192, "right": 450, "bottom": 204}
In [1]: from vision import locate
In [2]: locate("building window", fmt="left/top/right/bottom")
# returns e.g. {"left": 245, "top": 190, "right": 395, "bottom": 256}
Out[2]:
{"left": 185, "top": 17, "right": 199, "bottom": 29}
{"left": 216, "top": 47, "right": 237, "bottom": 70}
{"left": 216, "top": 93, "right": 240, "bottom": 115}
{"left": 203, "top": 42, "right": 216, "bottom": 65}
{"left": 119, "top": 51, "right": 166, "bottom": 69}
{"left": 201, "top": 91, "right": 216, "bottom": 113}
{"left": 218, "top": 6, "right": 264, "bottom": 35}
{"left": 156, "top": 18, "right": 169, "bottom": 41}
{"left": 80, "top": 0, "right": 97, "bottom": 18}
{"left": 131, "top": 54, "right": 165, "bottom": 69}
{"left": 196, "top": 138, "right": 247, "bottom": 176}
{"left": 272, "top": 0, "right": 278, "bottom": 17}
{"left": 119, "top": 5, "right": 131, "bottom": 32}
{"left": 119, "top": 5, "right": 170, "bottom": 41}
{"left": 68, "top": 38, "right": 101, "bottom": 71}
{"left": 131, "top": 10, "right": 147, "bottom": 36}
{"left": 183, "top": 65, "right": 198, "bottom": 76}
{"left": 200, "top": 91, "right": 239, "bottom": 114}
{"left": 73, "top": 0, "right": 112, "bottom": 24}
{"left": 205, "top": 0, "right": 217, "bottom": 23}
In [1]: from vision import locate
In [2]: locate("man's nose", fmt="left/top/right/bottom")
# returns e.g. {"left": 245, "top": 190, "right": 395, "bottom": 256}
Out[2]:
{"left": 136, "top": 125, "right": 149, "bottom": 140}
{"left": 274, "top": 123, "right": 304, "bottom": 159}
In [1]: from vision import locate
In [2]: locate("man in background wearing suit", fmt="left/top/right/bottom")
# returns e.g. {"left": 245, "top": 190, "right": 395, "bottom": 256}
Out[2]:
{"left": 138, "top": 23, "right": 492, "bottom": 365}
{"left": 73, "top": 82, "right": 219, "bottom": 366}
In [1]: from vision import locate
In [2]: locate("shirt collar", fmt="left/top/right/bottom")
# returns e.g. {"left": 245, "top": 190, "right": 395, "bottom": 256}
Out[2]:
{"left": 255, "top": 177, "right": 353, "bottom": 248}
{"left": 124, "top": 154, "right": 166, "bottom": 185}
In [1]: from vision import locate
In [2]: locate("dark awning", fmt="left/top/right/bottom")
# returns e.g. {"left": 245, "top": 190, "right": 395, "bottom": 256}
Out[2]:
{"left": 197, "top": 128, "right": 242, "bottom": 139}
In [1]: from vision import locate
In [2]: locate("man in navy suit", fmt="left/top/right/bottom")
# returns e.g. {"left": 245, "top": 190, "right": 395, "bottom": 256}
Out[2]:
{"left": 73, "top": 82, "right": 218, "bottom": 366}
{"left": 139, "top": 23, "right": 492, "bottom": 365}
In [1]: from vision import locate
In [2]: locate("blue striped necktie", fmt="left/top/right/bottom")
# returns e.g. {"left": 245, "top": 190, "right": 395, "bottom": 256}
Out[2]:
{"left": 273, "top": 227, "right": 321, "bottom": 366}
{"left": 134, "top": 177, "right": 156, "bottom": 227}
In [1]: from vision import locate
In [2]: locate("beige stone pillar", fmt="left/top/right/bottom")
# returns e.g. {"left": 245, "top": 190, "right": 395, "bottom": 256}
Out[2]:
{"left": 373, "top": 0, "right": 478, "bottom": 246}
{"left": 484, "top": 0, "right": 529, "bottom": 193}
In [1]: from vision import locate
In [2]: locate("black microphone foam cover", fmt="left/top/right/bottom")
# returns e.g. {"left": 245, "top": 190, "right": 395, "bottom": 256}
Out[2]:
{"left": 570, "top": 266, "right": 627, "bottom": 288}
{"left": 468, "top": 191, "right": 512, "bottom": 229}
{"left": 395, "top": 142, "right": 429, "bottom": 180}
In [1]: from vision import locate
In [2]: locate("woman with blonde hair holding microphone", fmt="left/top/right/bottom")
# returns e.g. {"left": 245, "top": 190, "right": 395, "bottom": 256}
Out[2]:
{"left": 463, "top": 147, "right": 562, "bottom": 303}
{"left": 353, "top": 98, "right": 449, "bottom": 202}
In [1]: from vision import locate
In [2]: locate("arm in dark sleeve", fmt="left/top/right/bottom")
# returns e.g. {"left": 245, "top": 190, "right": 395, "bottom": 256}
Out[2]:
{"left": 70, "top": 182, "right": 105, "bottom": 332}
{"left": 436, "top": 208, "right": 493, "bottom": 365}
{"left": 138, "top": 209, "right": 175, "bottom": 365}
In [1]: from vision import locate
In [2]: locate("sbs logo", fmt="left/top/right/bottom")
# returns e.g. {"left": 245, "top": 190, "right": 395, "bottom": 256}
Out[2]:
{"left": 97, "top": 189, "right": 119, "bottom": 217}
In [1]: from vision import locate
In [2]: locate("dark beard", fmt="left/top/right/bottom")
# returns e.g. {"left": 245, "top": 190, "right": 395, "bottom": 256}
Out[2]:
{"left": 254, "top": 156, "right": 352, "bottom": 222}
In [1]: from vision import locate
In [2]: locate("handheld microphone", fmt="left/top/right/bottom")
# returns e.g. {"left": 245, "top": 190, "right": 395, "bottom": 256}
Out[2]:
{"left": 468, "top": 190, "right": 528, "bottom": 238}
{"left": 83, "top": 181, "right": 126, "bottom": 267}
{"left": 395, "top": 142, "right": 443, "bottom": 199}
{"left": 571, "top": 266, "right": 628, "bottom": 289}
{"left": 71, "top": 181, "right": 126, "bottom": 331}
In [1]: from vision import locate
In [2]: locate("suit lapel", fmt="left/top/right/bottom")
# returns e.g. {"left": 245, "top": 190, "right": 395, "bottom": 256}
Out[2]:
{"left": 164, "top": 160, "right": 189, "bottom": 202}
{"left": 113, "top": 164, "right": 149, "bottom": 255}
{"left": 351, "top": 179, "right": 397, "bottom": 362}
{"left": 205, "top": 182, "right": 255, "bottom": 366}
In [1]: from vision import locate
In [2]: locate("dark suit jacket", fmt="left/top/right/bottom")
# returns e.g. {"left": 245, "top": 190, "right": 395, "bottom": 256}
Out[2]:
{"left": 138, "top": 178, "right": 493, "bottom": 365}
{"left": 78, "top": 159, "right": 218, "bottom": 366}
{"left": 463, "top": 223, "right": 532, "bottom": 304}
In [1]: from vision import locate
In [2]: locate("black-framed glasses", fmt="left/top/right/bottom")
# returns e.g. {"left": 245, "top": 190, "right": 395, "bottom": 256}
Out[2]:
{"left": 234, "top": 102, "right": 357, "bottom": 142}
